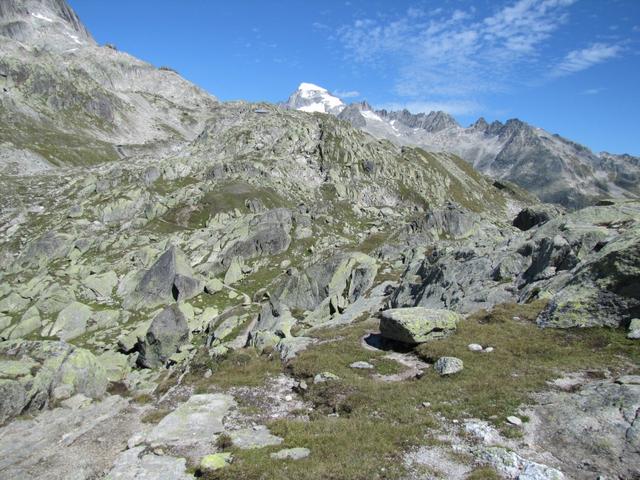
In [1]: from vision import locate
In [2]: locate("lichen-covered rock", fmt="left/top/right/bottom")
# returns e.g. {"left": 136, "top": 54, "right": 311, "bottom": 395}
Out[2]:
{"left": 126, "top": 245, "right": 202, "bottom": 309}
{"left": 48, "top": 301, "right": 92, "bottom": 341}
{"left": 0, "top": 340, "right": 107, "bottom": 424}
{"left": 412, "top": 202, "right": 479, "bottom": 240}
{"left": 220, "top": 208, "right": 293, "bottom": 264}
{"left": 107, "top": 446, "right": 194, "bottom": 480}
{"left": 200, "top": 453, "right": 232, "bottom": 472}
{"left": 380, "top": 307, "right": 459, "bottom": 344}
{"left": 83, "top": 271, "right": 118, "bottom": 298}
{"left": 250, "top": 299, "right": 296, "bottom": 341}
{"left": 0, "top": 292, "right": 29, "bottom": 314}
{"left": 223, "top": 257, "right": 245, "bottom": 285}
{"left": 0, "top": 379, "right": 27, "bottom": 424}
{"left": 137, "top": 305, "right": 189, "bottom": 368}
{"left": 537, "top": 224, "right": 640, "bottom": 328}
{"left": 275, "top": 336, "right": 316, "bottom": 361}
{"left": 96, "top": 350, "right": 131, "bottom": 382}
{"left": 145, "top": 393, "right": 235, "bottom": 448}
{"left": 229, "top": 425, "right": 283, "bottom": 449}
{"left": 18, "top": 231, "right": 73, "bottom": 267}
{"left": 273, "top": 252, "right": 378, "bottom": 324}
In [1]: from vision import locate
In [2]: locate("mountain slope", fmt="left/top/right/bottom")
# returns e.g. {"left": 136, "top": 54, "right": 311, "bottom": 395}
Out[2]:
{"left": 0, "top": 0, "right": 217, "bottom": 173}
{"left": 284, "top": 85, "right": 640, "bottom": 209}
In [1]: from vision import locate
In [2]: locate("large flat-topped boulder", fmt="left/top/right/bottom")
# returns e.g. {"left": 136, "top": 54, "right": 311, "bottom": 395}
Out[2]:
{"left": 380, "top": 307, "right": 459, "bottom": 344}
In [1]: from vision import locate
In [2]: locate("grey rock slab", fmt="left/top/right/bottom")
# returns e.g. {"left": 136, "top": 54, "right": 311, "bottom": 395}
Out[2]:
{"left": 0, "top": 292, "right": 29, "bottom": 314}
{"left": 275, "top": 336, "right": 316, "bottom": 361}
{"left": 478, "top": 447, "right": 565, "bottom": 480}
{"left": 524, "top": 376, "right": 640, "bottom": 479}
{"left": 106, "top": 446, "right": 194, "bottom": 480}
{"left": 0, "top": 340, "right": 107, "bottom": 423}
{"left": 49, "top": 301, "right": 91, "bottom": 341}
{"left": 0, "top": 379, "right": 27, "bottom": 424}
{"left": 230, "top": 425, "right": 283, "bottom": 449}
{"left": 83, "top": 271, "right": 118, "bottom": 298}
{"left": 146, "top": 393, "right": 235, "bottom": 448}
{"left": 0, "top": 394, "right": 138, "bottom": 480}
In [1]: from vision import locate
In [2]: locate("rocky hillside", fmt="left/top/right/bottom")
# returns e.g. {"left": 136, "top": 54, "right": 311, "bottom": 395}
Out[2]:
{"left": 0, "top": 0, "right": 217, "bottom": 174}
{"left": 284, "top": 85, "right": 640, "bottom": 209}
{"left": 1, "top": 2, "right": 639, "bottom": 480}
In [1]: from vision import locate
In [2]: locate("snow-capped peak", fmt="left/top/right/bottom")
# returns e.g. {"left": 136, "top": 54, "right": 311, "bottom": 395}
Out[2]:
{"left": 285, "top": 82, "right": 346, "bottom": 115}
{"left": 298, "top": 82, "right": 328, "bottom": 93}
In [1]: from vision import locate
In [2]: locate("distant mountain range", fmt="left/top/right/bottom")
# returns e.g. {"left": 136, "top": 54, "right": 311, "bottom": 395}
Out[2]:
{"left": 284, "top": 83, "right": 640, "bottom": 208}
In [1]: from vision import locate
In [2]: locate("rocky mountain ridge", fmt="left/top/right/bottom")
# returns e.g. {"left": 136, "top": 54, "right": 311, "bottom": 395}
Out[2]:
{"left": 284, "top": 84, "right": 640, "bottom": 209}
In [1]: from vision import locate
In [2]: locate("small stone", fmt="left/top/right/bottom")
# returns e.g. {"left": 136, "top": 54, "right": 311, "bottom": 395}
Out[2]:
{"left": 204, "top": 369, "right": 213, "bottom": 378}
{"left": 313, "top": 372, "right": 340, "bottom": 384}
{"left": 434, "top": 357, "right": 464, "bottom": 376}
{"left": 204, "top": 278, "right": 224, "bottom": 295}
{"left": 284, "top": 395, "right": 293, "bottom": 402}
{"left": 294, "top": 380, "right": 308, "bottom": 392}
{"left": 350, "top": 361, "right": 375, "bottom": 369}
{"left": 421, "top": 402, "right": 431, "bottom": 408}
{"left": 468, "top": 343, "right": 483, "bottom": 352}
{"left": 507, "top": 416, "right": 523, "bottom": 427}
{"left": 230, "top": 426, "right": 283, "bottom": 449}
{"left": 270, "top": 447, "right": 310, "bottom": 461}
{"left": 483, "top": 347, "right": 495, "bottom": 353}
{"left": 627, "top": 318, "right": 640, "bottom": 339}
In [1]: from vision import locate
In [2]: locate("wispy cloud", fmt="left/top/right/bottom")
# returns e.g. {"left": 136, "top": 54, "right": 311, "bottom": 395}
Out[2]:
{"left": 333, "top": 89, "right": 361, "bottom": 98}
{"left": 338, "top": 0, "right": 580, "bottom": 99}
{"left": 581, "top": 87, "right": 604, "bottom": 95}
{"left": 551, "top": 43, "right": 622, "bottom": 77}
{"left": 335, "top": 0, "right": 625, "bottom": 113}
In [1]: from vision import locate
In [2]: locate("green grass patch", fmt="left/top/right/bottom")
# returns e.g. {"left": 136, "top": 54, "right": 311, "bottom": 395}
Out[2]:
{"left": 184, "top": 348, "right": 282, "bottom": 391}
{"left": 205, "top": 301, "right": 638, "bottom": 479}
{"left": 414, "top": 301, "right": 639, "bottom": 424}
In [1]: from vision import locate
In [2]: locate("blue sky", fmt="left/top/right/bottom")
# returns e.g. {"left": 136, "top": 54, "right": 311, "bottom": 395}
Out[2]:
{"left": 69, "top": 0, "right": 639, "bottom": 155}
